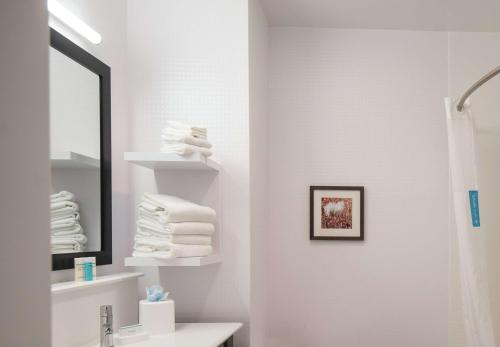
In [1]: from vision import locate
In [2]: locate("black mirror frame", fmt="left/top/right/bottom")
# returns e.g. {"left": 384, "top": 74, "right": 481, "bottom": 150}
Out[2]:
{"left": 50, "top": 28, "right": 112, "bottom": 270}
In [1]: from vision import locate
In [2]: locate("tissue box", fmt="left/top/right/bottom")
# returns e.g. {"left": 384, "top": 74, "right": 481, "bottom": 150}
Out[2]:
{"left": 139, "top": 299, "right": 175, "bottom": 335}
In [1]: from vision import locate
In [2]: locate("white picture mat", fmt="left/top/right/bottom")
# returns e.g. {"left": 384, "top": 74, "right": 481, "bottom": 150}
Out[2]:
{"left": 313, "top": 189, "right": 361, "bottom": 237}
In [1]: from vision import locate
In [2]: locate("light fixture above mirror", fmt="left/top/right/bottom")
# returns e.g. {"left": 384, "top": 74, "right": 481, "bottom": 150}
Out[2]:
{"left": 47, "top": 0, "right": 102, "bottom": 45}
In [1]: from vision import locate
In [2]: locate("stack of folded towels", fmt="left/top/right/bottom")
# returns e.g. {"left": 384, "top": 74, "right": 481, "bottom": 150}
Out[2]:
{"left": 50, "top": 191, "right": 87, "bottom": 254}
{"left": 133, "top": 193, "right": 216, "bottom": 259}
{"left": 161, "top": 120, "right": 212, "bottom": 157}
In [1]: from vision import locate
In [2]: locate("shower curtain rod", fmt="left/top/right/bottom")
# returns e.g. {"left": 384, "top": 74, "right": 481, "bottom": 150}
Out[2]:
{"left": 457, "top": 66, "right": 500, "bottom": 112}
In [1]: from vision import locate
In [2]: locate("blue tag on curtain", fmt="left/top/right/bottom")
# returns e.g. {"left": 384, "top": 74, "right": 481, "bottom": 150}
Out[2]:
{"left": 469, "top": 190, "right": 480, "bottom": 228}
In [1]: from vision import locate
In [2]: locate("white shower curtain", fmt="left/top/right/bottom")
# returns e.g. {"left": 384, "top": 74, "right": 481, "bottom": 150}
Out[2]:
{"left": 445, "top": 98, "right": 495, "bottom": 347}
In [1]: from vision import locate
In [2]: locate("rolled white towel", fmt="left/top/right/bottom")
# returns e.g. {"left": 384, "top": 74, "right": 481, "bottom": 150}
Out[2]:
{"left": 161, "top": 130, "right": 212, "bottom": 149}
{"left": 160, "top": 143, "right": 212, "bottom": 157}
{"left": 51, "top": 190, "right": 75, "bottom": 203}
{"left": 141, "top": 194, "right": 216, "bottom": 224}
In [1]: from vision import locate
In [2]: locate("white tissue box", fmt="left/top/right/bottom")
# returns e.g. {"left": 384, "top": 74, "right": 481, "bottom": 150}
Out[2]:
{"left": 139, "top": 299, "right": 175, "bottom": 335}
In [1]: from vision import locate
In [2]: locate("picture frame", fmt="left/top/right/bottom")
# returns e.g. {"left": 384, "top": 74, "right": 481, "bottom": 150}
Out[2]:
{"left": 310, "top": 186, "right": 364, "bottom": 241}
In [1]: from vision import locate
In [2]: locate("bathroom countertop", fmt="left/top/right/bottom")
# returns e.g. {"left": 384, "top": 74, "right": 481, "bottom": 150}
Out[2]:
{"left": 81, "top": 323, "right": 242, "bottom": 347}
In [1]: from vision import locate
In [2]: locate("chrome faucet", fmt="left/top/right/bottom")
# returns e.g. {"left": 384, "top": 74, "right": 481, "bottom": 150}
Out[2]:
{"left": 100, "top": 305, "right": 114, "bottom": 347}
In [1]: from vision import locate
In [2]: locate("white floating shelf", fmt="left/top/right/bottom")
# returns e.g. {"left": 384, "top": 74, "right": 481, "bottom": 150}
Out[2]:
{"left": 124, "top": 152, "right": 220, "bottom": 171}
{"left": 125, "top": 254, "right": 221, "bottom": 267}
{"left": 51, "top": 151, "right": 100, "bottom": 169}
{"left": 51, "top": 272, "right": 143, "bottom": 295}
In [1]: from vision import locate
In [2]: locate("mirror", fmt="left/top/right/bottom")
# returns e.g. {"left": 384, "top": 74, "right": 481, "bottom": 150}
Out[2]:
{"left": 49, "top": 29, "right": 112, "bottom": 270}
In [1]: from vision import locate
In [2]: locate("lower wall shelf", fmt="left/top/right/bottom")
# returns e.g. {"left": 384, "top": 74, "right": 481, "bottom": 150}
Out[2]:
{"left": 124, "top": 254, "right": 222, "bottom": 267}
{"left": 51, "top": 272, "right": 143, "bottom": 295}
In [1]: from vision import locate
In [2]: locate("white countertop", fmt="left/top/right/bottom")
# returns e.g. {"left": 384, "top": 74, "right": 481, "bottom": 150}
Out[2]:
{"left": 97, "top": 323, "right": 242, "bottom": 347}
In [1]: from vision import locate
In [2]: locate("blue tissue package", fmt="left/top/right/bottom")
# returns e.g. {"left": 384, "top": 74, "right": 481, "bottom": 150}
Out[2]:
{"left": 146, "top": 285, "right": 169, "bottom": 302}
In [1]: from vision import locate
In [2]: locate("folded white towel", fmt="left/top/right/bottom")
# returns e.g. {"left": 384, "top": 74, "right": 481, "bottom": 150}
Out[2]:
{"left": 51, "top": 217, "right": 79, "bottom": 229}
{"left": 51, "top": 200, "right": 79, "bottom": 211}
{"left": 162, "top": 127, "right": 207, "bottom": 140}
{"left": 161, "top": 130, "right": 212, "bottom": 149}
{"left": 51, "top": 209, "right": 80, "bottom": 220}
{"left": 137, "top": 218, "right": 215, "bottom": 236}
{"left": 133, "top": 240, "right": 212, "bottom": 258}
{"left": 51, "top": 239, "right": 85, "bottom": 252}
{"left": 161, "top": 143, "right": 212, "bottom": 157}
{"left": 166, "top": 120, "right": 207, "bottom": 138}
{"left": 52, "top": 234, "right": 87, "bottom": 244}
{"left": 134, "top": 238, "right": 171, "bottom": 252}
{"left": 51, "top": 212, "right": 80, "bottom": 222}
{"left": 141, "top": 194, "right": 216, "bottom": 223}
{"left": 51, "top": 225, "right": 83, "bottom": 236}
{"left": 165, "top": 222, "right": 215, "bottom": 235}
{"left": 51, "top": 191, "right": 75, "bottom": 203}
{"left": 138, "top": 203, "right": 169, "bottom": 224}
{"left": 135, "top": 230, "right": 212, "bottom": 245}
{"left": 132, "top": 250, "right": 174, "bottom": 259}
{"left": 52, "top": 248, "right": 80, "bottom": 254}
{"left": 170, "top": 243, "right": 213, "bottom": 258}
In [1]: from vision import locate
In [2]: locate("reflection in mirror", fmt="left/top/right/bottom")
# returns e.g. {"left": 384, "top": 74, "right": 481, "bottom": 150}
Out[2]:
{"left": 49, "top": 46, "right": 101, "bottom": 254}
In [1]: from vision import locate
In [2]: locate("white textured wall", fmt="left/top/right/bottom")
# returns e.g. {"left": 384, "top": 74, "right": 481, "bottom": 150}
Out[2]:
{"left": 265, "top": 28, "right": 449, "bottom": 347}
{"left": 249, "top": 0, "right": 269, "bottom": 346}
{"left": 127, "top": 0, "right": 251, "bottom": 345}
{"left": 50, "top": 0, "right": 130, "bottom": 282}
{"left": 0, "top": 1, "right": 51, "bottom": 346}
{"left": 448, "top": 31, "right": 500, "bottom": 347}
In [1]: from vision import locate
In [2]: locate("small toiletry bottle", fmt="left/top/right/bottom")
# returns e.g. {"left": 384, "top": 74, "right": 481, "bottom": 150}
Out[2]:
{"left": 74, "top": 257, "right": 85, "bottom": 281}
{"left": 84, "top": 262, "right": 93, "bottom": 281}
{"left": 75, "top": 257, "right": 96, "bottom": 281}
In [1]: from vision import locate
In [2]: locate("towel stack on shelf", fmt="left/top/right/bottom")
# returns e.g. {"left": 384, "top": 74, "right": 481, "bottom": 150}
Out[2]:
{"left": 133, "top": 193, "right": 216, "bottom": 259}
{"left": 160, "top": 120, "right": 213, "bottom": 157}
{"left": 50, "top": 191, "right": 87, "bottom": 254}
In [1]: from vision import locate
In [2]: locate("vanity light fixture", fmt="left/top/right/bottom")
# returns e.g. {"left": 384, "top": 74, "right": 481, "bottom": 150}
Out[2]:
{"left": 47, "top": 0, "right": 102, "bottom": 44}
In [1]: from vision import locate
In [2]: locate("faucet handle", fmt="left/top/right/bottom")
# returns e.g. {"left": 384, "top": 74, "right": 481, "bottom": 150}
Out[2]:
{"left": 100, "top": 305, "right": 113, "bottom": 317}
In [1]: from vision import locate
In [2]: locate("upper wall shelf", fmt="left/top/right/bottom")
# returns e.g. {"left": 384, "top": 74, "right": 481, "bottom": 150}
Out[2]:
{"left": 124, "top": 254, "right": 222, "bottom": 267}
{"left": 51, "top": 151, "right": 100, "bottom": 169}
{"left": 124, "top": 152, "right": 220, "bottom": 171}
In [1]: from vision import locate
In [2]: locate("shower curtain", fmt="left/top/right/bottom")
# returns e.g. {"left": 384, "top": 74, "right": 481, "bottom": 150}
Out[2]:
{"left": 445, "top": 98, "right": 495, "bottom": 347}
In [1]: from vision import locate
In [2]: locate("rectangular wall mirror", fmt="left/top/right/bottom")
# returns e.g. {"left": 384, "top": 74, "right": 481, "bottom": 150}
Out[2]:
{"left": 49, "top": 28, "right": 112, "bottom": 270}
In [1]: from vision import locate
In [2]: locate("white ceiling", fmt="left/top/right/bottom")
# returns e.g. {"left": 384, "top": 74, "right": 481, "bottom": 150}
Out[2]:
{"left": 261, "top": 0, "right": 500, "bottom": 32}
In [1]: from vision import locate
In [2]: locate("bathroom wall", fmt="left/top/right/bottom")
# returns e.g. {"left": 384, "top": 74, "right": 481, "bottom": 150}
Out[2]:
{"left": 49, "top": 0, "right": 131, "bottom": 282}
{"left": 49, "top": 1, "right": 138, "bottom": 346}
{"left": 249, "top": 0, "right": 269, "bottom": 346}
{"left": 127, "top": 0, "right": 251, "bottom": 346}
{"left": 0, "top": 1, "right": 51, "bottom": 346}
{"left": 51, "top": 278, "right": 140, "bottom": 347}
{"left": 447, "top": 31, "right": 500, "bottom": 347}
{"left": 264, "top": 28, "right": 449, "bottom": 347}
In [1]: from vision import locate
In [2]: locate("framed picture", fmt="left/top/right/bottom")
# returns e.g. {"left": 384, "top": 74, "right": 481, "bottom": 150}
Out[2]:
{"left": 310, "top": 186, "right": 364, "bottom": 240}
